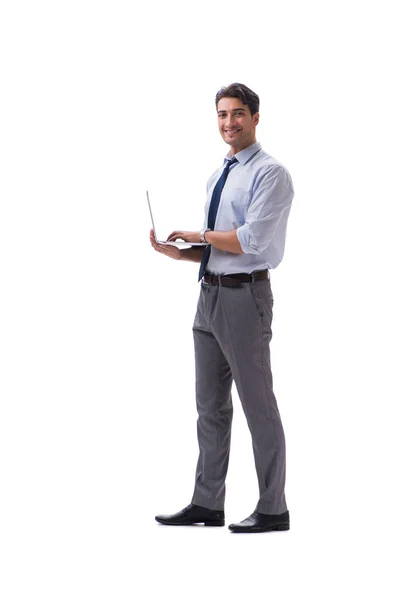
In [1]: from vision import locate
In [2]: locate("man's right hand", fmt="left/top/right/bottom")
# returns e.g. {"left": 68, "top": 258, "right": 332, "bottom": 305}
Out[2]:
{"left": 149, "top": 229, "right": 181, "bottom": 260}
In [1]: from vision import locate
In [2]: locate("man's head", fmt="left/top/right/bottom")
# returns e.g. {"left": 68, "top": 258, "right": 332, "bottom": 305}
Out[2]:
{"left": 215, "top": 83, "right": 260, "bottom": 153}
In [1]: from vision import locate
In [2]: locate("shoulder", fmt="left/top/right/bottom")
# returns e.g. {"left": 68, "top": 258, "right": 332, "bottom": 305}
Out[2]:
{"left": 252, "top": 149, "right": 292, "bottom": 180}
{"left": 250, "top": 150, "right": 294, "bottom": 200}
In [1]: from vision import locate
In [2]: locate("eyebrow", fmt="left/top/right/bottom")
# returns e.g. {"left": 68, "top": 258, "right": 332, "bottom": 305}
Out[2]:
{"left": 218, "top": 108, "right": 246, "bottom": 115}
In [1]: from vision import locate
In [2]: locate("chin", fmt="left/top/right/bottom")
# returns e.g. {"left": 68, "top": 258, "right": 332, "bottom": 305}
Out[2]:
{"left": 224, "top": 135, "right": 242, "bottom": 145}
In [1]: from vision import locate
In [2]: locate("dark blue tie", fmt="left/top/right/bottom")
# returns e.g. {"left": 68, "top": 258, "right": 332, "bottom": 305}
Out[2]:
{"left": 198, "top": 157, "right": 238, "bottom": 281}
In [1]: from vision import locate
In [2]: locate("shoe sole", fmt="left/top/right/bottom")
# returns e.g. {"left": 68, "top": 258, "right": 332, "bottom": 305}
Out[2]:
{"left": 229, "top": 523, "right": 290, "bottom": 533}
{"left": 155, "top": 518, "right": 225, "bottom": 527}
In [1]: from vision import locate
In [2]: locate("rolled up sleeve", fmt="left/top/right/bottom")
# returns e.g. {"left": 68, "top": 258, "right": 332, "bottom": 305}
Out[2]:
{"left": 236, "top": 164, "right": 294, "bottom": 255}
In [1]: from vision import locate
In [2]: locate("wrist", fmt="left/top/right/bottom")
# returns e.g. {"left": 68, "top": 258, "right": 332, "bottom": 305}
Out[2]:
{"left": 200, "top": 227, "right": 211, "bottom": 243}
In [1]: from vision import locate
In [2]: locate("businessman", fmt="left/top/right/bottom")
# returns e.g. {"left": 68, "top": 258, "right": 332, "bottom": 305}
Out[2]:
{"left": 150, "top": 83, "right": 294, "bottom": 532}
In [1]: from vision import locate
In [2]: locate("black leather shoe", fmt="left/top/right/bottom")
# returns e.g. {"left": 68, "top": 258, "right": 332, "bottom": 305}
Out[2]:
{"left": 155, "top": 503, "right": 225, "bottom": 526}
{"left": 228, "top": 510, "right": 290, "bottom": 533}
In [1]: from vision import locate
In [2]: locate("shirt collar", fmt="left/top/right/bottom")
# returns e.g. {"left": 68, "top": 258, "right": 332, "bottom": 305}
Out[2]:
{"left": 225, "top": 141, "right": 262, "bottom": 165}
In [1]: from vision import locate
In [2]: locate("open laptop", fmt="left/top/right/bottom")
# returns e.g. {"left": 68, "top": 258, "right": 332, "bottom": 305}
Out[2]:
{"left": 146, "top": 190, "right": 208, "bottom": 246}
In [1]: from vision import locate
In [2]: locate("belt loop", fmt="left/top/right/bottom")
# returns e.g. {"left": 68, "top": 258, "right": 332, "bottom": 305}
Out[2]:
{"left": 251, "top": 271, "right": 256, "bottom": 283}
{"left": 218, "top": 275, "right": 222, "bottom": 286}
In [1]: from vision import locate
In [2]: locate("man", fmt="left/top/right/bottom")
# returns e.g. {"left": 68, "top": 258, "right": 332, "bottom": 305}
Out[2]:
{"left": 150, "top": 83, "right": 294, "bottom": 533}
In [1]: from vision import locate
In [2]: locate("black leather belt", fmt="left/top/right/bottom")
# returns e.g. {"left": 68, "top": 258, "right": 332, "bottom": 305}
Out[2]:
{"left": 203, "top": 269, "right": 269, "bottom": 287}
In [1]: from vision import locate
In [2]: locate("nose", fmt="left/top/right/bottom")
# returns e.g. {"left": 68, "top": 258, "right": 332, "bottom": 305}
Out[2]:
{"left": 226, "top": 114, "right": 237, "bottom": 128}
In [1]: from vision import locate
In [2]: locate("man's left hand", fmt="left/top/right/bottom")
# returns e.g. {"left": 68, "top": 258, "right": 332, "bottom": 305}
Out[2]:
{"left": 167, "top": 231, "right": 202, "bottom": 244}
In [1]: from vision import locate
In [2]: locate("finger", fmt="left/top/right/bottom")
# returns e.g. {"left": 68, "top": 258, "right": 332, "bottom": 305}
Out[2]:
{"left": 167, "top": 230, "right": 181, "bottom": 241}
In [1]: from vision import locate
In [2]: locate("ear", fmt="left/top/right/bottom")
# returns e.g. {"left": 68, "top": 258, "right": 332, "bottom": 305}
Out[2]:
{"left": 253, "top": 112, "right": 260, "bottom": 126}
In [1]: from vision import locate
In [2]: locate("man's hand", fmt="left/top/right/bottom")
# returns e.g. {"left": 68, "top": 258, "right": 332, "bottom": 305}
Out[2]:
{"left": 166, "top": 229, "right": 243, "bottom": 254}
{"left": 149, "top": 229, "right": 181, "bottom": 260}
{"left": 167, "top": 230, "right": 202, "bottom": 244}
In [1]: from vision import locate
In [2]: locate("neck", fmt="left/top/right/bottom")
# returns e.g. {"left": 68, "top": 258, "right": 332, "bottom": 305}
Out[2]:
{"left": 229, "top": 137, "right": 257, "bottom": 156}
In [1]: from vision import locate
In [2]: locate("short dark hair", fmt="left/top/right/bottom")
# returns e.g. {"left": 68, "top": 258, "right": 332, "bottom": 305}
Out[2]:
{"left": 215, "top": 83, "right": 260, "bottom": 115}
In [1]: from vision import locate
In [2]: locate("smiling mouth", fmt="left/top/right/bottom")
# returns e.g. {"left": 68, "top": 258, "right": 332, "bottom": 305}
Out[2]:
{"left": 224, "top": 129, "right": 241, "bottom": 134}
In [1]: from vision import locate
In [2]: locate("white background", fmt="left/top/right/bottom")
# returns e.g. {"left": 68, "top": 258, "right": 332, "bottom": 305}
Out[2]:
{"left": 1, "top": 0, "right": 399, "bottom": 598}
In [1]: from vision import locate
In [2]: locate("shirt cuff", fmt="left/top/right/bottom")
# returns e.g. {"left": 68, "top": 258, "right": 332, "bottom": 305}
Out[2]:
{"left": 236, "top": 224, "right": 261, "bottom": 255}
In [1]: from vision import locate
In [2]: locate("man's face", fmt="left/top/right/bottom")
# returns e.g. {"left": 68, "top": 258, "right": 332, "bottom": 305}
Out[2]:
{"left": 217, "top": 97, "right": 259, "bottom": 152}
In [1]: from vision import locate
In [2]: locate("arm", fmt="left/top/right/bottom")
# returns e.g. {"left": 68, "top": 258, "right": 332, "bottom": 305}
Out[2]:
{"left": 166, "top": 229, "right": 244, "bottom": 254}
{"left": 150, "top": 229, "right": 205, "bottom": 262}
{"left": 203, "top": 229, "right": 243, "bottom": 253}
{"left": 163, "top": 165, "right": 293, "bottom": 257}
{"left": 236, "top": 164, "right": 294, "bottom": 255}
{"left": 166, "top": 165, "right": 293, "bottom": 254}
{"left": 180, "top": 246, "right": 206, "bottom": 262}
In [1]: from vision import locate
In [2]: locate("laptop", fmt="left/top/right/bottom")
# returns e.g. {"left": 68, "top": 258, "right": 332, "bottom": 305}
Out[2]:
{"left": 146, "top": 190, "right": 208, "bottom": 246}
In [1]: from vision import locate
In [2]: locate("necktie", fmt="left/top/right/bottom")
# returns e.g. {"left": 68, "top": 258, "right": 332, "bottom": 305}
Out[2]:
{"left": 198, "top": 157, "right": 238, "bottom": 281}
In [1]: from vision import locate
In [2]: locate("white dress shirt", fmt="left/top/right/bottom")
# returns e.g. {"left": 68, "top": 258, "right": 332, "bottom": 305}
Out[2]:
{"left": 204, "top": 141, "right": 294, "bottom": 275}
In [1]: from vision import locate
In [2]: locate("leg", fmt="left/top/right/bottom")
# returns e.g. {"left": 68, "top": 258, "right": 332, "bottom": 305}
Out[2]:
{"left": 191, "top": 287, "right": 234, "bottom": 510}
{"left": 212, "top": 280, "right": 288, "bottom": 515}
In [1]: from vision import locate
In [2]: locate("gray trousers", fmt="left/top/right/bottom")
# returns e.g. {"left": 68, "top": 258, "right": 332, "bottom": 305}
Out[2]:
{"left": 191, "top": 276, "right": 288, "bottom": 515}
